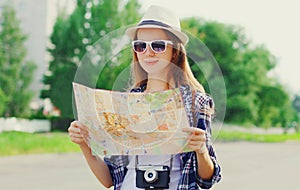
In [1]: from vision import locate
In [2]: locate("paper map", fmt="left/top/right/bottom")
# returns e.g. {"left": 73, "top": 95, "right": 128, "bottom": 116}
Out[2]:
{"left": 73, "top": 82, "right": 192, "bottom": 156}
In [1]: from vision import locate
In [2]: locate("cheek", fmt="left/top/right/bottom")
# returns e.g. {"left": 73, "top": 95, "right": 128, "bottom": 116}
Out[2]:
{"left": 136, "top": 54, "right": 143, "bottom": 61}
{"left": 156, "top": 50, "right": 173, "bottom": 63}
{"left": 165, "top": 48, "right": 174, "bottom": 62}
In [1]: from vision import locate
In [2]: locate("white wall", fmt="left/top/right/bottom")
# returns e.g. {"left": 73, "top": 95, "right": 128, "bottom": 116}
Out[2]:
{"left": 0, "top": 117, "right": 50, "bottom": 133}
{"left": 13, "top": 0, "right": 48, "bottom": 103}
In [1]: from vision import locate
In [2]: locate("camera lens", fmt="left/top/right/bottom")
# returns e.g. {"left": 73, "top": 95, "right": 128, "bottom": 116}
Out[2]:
{"left": 144, "top": 169, "right": 158, "bottom": 183}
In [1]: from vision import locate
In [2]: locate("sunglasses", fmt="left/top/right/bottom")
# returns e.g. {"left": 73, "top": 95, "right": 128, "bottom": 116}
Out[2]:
{"left": 132, "top": 40, "right": 173, "bottom": 54}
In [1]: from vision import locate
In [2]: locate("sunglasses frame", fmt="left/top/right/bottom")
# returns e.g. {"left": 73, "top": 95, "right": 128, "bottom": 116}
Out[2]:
{"left": 131, "top": 40, "right": 174, "bottom": 54}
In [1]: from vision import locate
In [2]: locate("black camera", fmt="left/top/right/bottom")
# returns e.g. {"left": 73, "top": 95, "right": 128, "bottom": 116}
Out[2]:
{"left": 136, "top": 165, "right": 170, "bottom": 189}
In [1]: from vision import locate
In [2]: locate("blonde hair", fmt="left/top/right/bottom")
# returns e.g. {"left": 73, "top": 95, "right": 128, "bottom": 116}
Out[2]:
{"left": 129, "top": 29, "right": 205, "bottom": 93}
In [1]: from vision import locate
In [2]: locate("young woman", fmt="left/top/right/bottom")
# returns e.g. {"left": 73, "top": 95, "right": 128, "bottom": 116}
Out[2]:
{"left": 68, "top": 5, "right": 221, "bottom": 190}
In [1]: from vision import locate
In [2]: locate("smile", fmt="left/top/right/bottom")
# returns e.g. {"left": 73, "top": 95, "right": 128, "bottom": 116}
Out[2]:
{"left": 144, "top": 59, "right": 159, "bottom": 65}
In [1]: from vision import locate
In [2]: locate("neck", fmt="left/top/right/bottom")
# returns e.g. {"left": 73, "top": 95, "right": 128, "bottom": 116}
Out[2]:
{"left": 145, "top": 78, "right": 169, "bottom": 92}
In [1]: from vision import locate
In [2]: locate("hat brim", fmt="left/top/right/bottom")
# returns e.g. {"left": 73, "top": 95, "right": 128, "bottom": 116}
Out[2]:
{"left": 126, "top": 25, "right": 189, "bottom": 45}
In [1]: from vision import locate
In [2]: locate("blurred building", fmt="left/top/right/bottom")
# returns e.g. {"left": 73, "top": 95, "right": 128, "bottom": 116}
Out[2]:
{"left": 0, "top": 0, "right": 76, "bottom": 109}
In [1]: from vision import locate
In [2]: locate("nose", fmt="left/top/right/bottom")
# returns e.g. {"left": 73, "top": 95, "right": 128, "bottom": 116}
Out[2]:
{"left": 145, "top": 44, "right": 155, "bottom": 56}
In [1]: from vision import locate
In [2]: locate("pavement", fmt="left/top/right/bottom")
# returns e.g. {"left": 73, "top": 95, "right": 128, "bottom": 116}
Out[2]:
{"left": 0, "top": 141, "right": 299, "bottom": 190}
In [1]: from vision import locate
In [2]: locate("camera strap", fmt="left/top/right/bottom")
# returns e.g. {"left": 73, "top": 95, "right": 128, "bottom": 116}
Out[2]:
{"left": 135, "top": 155, "right": 174, "bottom": 171}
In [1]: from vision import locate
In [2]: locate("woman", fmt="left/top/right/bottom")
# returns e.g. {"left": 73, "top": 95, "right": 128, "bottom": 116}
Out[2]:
{"left": 68, "top": 5, "right": 221, "bottom": 190}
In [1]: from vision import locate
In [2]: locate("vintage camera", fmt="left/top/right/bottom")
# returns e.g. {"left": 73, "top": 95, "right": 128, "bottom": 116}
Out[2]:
{"left": 136, "top": 165, "right": 170, "bottom": 189}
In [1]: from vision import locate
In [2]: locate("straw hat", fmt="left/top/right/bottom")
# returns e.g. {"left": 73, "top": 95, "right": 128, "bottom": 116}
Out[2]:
{"left": 126, "top": 5, "right": 189, "bottom": 45}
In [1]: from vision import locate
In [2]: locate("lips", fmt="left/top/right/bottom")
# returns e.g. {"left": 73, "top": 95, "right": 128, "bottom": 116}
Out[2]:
{"left": 144, "top": 59, "right": 159, "bottom": 65}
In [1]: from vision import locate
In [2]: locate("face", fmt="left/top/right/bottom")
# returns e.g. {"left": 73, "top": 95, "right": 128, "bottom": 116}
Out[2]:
{"left": 135, "top": 28, "right": 173, "bottom": 77}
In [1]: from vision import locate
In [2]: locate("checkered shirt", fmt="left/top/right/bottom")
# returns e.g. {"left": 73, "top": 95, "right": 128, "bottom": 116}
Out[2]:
{"left": 104, "top": 84, "right": 222, "bottom": 189}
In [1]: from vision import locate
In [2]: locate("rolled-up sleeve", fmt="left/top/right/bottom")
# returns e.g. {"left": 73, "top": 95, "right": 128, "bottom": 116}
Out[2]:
{"left": 195, "top": 94, "right": 222, "bottom": 189}
{"left": 104, "top": 156, "right": 128, "bottom": 190}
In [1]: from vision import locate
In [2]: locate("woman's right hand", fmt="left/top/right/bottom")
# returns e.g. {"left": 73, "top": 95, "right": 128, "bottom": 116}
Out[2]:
{"left": 68, "top": 121, "right": 89, "bottom": 146}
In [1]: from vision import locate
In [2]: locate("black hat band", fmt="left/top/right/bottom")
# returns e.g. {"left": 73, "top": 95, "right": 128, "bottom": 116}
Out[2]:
{"left": 138, "top": 20, "right": 172, "bottom": 28}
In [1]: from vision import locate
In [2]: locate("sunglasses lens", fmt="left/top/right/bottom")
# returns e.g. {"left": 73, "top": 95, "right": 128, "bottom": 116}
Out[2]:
{"left": 151, "top": 41, "right": 166, "bottom": 53}
{"left": 132, "top": 40, "right": 170, "bottom": 53}
{"left": 133, "top": 41, "right": 146, "bottom": 53}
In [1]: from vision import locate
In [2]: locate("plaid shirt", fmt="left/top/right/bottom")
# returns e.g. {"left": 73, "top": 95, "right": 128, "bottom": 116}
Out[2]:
{"left": 104, "top": 84, "right": 222, "bottom": 189}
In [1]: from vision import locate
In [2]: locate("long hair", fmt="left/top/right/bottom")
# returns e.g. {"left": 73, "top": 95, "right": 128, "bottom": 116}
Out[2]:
{"left": 129, "top": 29, "right": 205, "bottom": 93}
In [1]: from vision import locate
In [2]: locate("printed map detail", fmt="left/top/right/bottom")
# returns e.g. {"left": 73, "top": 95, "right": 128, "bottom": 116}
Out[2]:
{"left": 73, "top": 82, "right": 192, "bottom": 156}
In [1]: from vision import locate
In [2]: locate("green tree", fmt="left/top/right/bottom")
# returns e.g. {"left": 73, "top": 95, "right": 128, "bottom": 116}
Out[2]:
{"left": 256, "top": 85, "right": 294, "bottom": 128}
{"left": 229, "top": 45, "right": 276, "bottom": 123}
{"left": 41, "top": 0, "right": 140, "bottom": 118}
{"left": 183, "top": 18, "right": 294, "bottom": 127}
{"left": 0, "top": 3, "right": 36, "bottom": 117}
{"left": 293, "top": 95, "right": 300, "bottom": 113}
{"left": 0, "top": 89, "right": 8, "bottom": 115}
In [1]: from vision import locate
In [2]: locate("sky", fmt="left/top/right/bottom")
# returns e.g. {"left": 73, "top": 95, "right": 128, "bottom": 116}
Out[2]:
{"left": 139, "top": 0, "right": 300, "bottom": 94}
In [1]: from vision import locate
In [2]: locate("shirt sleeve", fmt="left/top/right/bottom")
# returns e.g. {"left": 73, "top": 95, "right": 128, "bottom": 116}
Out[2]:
{"left": 104, "top": 156, "right": 128, "bottom": 190}
{"left": 194, "top": 93, "right": 222, "bottom": 189}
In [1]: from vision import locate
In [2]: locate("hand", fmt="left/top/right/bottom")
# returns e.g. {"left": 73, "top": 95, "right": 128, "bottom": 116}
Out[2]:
{"left": 68, "top": 121, "right": 89, "bottom": 146}
{"left": 182, "top": 127, "right": 208, "bottom": 154}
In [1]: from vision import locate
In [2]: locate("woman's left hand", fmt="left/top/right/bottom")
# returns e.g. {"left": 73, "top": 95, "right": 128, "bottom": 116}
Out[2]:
{"left": 182, "top": 127, "right": 208, "bottom": 154}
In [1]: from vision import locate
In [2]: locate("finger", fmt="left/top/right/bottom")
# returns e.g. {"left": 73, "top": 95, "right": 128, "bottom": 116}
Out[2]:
{"left": 187, "top": 131, "right": 205, "bottom": 140}
{"left": 70, "top": 121, "right": 87, "bottom": 131}
{"left": 188, "top": 136, "right": 205, "bottom": 142}
{"left": 182, "top": 127, "right": 205, "bottom": 135}
{"left": 70, "top": 120, "right": 80, "bottom": 128}
{"left": 76, "top": 122, "right": 87, "bottom": 130}
{"left": 188, "top": 140, "right": 205, "bottom": 146}
{"left": 187, "top": 144, "right": 201, "bottom": 151}
{"left": 70, "top": 132, "right": 83, "bottom": 138}
{"left": 71, "top": 137, "right": 84, "bottom": 144}
{"left": 68, "top": 126, "right": 81, "bottom": 134}
{"left": 188, "top": 145, "right": 201, "bottom": 150}
{"left": 68, "top": 125, "right": 73, "bottom": 132}
{"left": 69, "top": 121, "right": 79, "bottom": 131}
{"left": 182, "top": 127, "right": 193, "bottom": 132}
{"left": 192, "top": 129, "right": 205, "bottom": 136}
{"left": 187, "top": 140, "right": 206, "bottom": 147}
